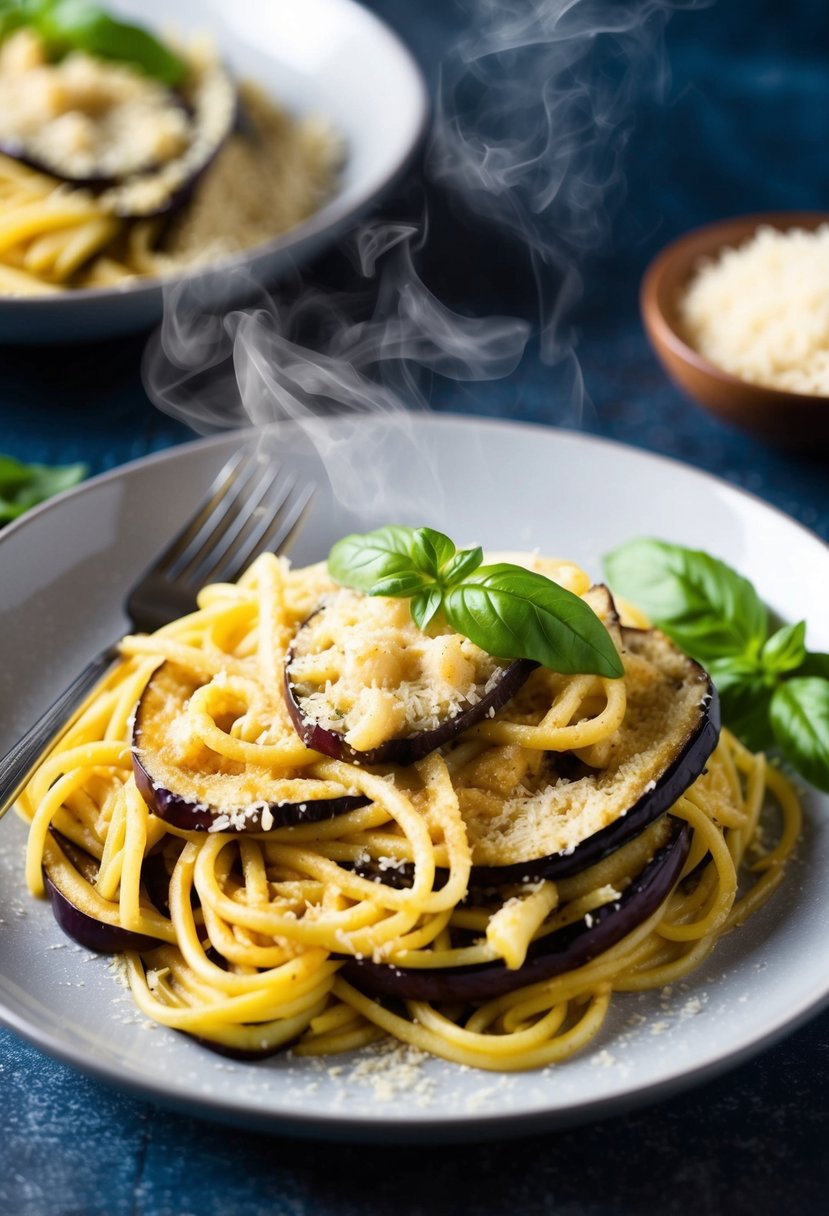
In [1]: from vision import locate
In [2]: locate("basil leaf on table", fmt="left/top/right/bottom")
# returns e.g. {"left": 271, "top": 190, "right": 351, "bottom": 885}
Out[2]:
{"left": 603, "top": 538, "right": 767, "bottom": 662}
{"left": 770, "top": 678, "right": 829, "bottom": 794}
{"left": 604, "top": 536, "right": 829, "bottom": 792}
{"left": 0, "top": 453, "right": 86, "bottom": 524}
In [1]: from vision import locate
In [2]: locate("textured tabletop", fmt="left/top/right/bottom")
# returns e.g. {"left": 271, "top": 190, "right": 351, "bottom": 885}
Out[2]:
{"left": 1, "top": 2, "right": 828, "bottom": 1214}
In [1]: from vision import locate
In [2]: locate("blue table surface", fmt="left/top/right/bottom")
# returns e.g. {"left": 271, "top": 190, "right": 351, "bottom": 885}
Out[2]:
{"left": 2, "top": 2, "right": 828, "bottom": 1213}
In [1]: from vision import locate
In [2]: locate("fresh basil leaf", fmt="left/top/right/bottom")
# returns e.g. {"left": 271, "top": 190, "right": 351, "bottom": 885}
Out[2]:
{"left": 443, "top": 564, "right": 624, "bottom": 677}
{"left": 0, "top": 1, "right": 25, "bottom": 39}
{"left": 30, "top": 0, "right": 186, "bottom": 85}
{"left": 761, "top": 620, "right": 807, "bottom": 677}
{"left": 706, "top": 654, "right": 762, "bottom": 683}
{"left": 370, "top": 571, "right": 428, "bottom": 599}
{"left": 603, "top": 538, "right": 767, "bottom": 662}
{"left": 707, "top": 657, "right": 774, "bottom": 751}
{"left": 0, "top": 452, "right": 32, "bottom": 490}
{"left": 0, "top": 453, "right": 86, "bottom": 524}
{"left": 770, "top": 677, "right": 829, "bottom": 793}
{"left": 328, "top": 525, "right": 416, "bottom": 592}
{"left": 411, "top": 586, "right": 443, "bottom": 632}
{"left": 442, "top": 545, "right": 483, "bottom": 584}
{"left": 795, "top": 652, "right": 829, "bottom": 681}
{"left": 411, "top": 527, "right": 454, "bottom": 578}
{"left": 330, "top": 528, "right": 622, "bottom": 676}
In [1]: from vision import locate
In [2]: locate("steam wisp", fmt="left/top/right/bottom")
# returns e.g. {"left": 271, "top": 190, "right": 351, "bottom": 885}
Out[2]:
{"left": 143, "top": 0, "right": 692, "bottom": 497}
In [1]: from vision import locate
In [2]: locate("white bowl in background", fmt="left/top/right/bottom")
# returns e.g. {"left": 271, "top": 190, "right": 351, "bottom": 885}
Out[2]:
{"left": 0, "top": 0, "right": 428, "bottom": 343}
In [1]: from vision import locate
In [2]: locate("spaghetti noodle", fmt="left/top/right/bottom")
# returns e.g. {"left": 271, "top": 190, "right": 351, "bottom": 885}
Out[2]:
{"left": 17, "top": 551, "right": 800, "bottom": 1071}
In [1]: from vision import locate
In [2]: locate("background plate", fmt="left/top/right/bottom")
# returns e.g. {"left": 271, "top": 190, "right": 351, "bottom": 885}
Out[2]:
{"left": 0, "top": 0, "right": 428, "bottom": 343}
{"left": 0, "top": 414, "right": 827, "bottom": 1143}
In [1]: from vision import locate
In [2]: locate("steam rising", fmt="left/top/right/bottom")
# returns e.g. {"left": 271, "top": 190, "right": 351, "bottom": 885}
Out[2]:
{"left": 144, "top": 0, "right": 689, "bottom": 507}
{"left": 428, "top": 0, "right": 680, "bottom": 363}
{"left": 144, "top": 228, "right": 530, "bottom": 512}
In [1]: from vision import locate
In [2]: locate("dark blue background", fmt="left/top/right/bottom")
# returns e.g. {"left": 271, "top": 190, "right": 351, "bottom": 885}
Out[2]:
{"left": 1, "top": 2, "right": 828, "bottom": 1213}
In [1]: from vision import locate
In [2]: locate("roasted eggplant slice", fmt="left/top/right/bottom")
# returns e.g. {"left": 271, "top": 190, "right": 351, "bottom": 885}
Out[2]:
{"left": 284, "top": 589, "right": 538, "bottom": 766}
{"left": 103, "top": 54, "right": 236, "bottom": 218}
{"left": 342, "top": 816, "right": 692, "bottom": 1002}
{"left": 131, "top": 662, "right": 367, "bottom": 831}
{"left": 458, "top": 625, "right": 719, "bottom": 882}
{"left": 43, "top": 832, "right": 163, "bottom": 954}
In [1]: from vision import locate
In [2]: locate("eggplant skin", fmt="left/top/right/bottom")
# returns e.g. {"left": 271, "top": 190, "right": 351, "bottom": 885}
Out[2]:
{"left": 284, "top": 635, "right": 537, "bottom": 767}
{"left": 462, "top": 627, "right": 721, "bottom": 884}
{"left": 341, "top": 819, "right": 691, "bottom": 1003}
{"left": 475, "top": 685, "right": 719, "bottom": 886}
{"left": 44, "top": 869, "right": 159, "bottom": 954}
{"left": 131, "top": 661, "right": 369, "bottom": 832}
{"left": 43, "top": 833, "right": 160, "bottom": 955}
{"left": 131, "top": 748, "right": 367, "bottom": 832}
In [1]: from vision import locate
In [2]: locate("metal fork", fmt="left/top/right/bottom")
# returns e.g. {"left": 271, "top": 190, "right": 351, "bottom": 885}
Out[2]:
{"left": 0, "top": 444, "right": 315, "bottom": 820}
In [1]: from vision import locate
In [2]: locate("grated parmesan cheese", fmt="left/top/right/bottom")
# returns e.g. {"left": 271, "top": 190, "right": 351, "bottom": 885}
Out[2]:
{"left": 289, "top": 588, "right": 506, "bottom": 748}
{"left": 679, "top": 223, "right": 829, "bottom": 394}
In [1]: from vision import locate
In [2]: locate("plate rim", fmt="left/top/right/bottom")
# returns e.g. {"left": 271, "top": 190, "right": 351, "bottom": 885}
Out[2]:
{"left": 1, "top": 413, "right": 828, "bottom": 1142}
{"left": 3, "top": 414, "right": 828, "bottom": 557}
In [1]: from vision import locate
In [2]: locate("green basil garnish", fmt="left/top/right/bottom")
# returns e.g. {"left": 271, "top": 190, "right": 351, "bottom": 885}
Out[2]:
{"left": 770, "top": 679, "right": 829, "bottom": 794}
{"left": 327, "top": 524, "right": 418, "bottom": 593}
{"left": 0, "top": 452, "right": 86, "bottom": 524}
{"left": 603, "top": 538, "right": 767, "bottom": 661}
{"left": 328, "top": 525, "right": 624, "bottom": 679}
{"left": 0, "top": 1, "right": 186, "bottom": 86}
{"left": 604, "top": 537, "right": 829, "bottom": 792}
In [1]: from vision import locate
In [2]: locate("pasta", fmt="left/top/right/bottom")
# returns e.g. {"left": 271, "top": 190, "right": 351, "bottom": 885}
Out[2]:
{"left": 17, "top": 551, "right": 800, "bottom": 1072}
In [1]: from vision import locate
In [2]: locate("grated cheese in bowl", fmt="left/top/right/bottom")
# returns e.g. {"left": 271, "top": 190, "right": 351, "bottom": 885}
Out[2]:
{"left": 678, "top": 222, "right": 829, "bottom": 395}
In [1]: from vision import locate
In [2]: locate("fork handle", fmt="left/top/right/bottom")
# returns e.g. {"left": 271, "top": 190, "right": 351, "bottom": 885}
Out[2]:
{"left": 0, "top": 645, "right": 119, "bottom": 821}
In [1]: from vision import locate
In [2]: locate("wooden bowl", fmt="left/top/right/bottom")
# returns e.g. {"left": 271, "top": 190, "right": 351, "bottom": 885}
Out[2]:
{"left": 640, "top": 212, "right": 829, "bottom": 452}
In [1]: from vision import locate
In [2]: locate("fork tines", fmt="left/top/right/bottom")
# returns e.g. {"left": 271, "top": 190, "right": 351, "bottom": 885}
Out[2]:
{"left": 161, "top": 445, "right": 315, "bottom": 590}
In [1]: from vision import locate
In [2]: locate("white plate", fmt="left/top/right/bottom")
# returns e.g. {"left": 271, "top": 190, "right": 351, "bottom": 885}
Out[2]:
{"left": 1, "top": 415, "right": 827, "bottom": 1143}
{"left": 0, "top": 0, "right": 427, "bottom": 343}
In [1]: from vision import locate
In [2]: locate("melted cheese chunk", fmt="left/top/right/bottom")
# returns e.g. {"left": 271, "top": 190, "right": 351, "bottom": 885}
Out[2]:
{"left": 288, "top": 589, "right": 506, "bottom": 749}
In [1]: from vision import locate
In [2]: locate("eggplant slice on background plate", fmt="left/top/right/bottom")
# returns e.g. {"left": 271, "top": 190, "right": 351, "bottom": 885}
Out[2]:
{"left": 0, "top": 29, "right": 237, "bottom": 218}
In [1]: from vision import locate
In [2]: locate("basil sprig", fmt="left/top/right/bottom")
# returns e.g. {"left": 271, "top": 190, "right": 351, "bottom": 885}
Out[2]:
{"left": 0, "top": 452, "right": 86, "bottom": 524}
{"left": 328, "top": 525, "right": 624, "bottom": 679}
{"left": 0, "top": 1, "right": 186, "bottom": 85}
{"left": 604, "top": 538, "right": 829, "bottom": 793}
